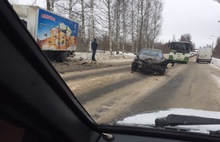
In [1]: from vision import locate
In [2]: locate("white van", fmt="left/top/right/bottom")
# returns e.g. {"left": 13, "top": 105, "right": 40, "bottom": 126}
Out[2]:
{"left": 196, "top": 47, "right": 212, "bottom": 63}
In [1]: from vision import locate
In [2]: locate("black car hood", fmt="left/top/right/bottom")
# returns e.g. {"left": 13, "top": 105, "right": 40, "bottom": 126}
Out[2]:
{"left": 138, "top": 54, "right": 165, "bottom": 63}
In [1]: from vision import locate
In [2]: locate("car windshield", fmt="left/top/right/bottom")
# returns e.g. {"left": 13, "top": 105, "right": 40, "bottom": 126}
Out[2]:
{"left": 10, "top": 0, "right": 220, "bottom": 135}
{"left": 139, "top": 49, "right": 163, "bottom": 58}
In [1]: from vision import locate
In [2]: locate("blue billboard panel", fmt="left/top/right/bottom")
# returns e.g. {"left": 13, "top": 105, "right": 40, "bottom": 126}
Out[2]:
{"left": 37, "top": 9, "right": 78, "bottom": 51}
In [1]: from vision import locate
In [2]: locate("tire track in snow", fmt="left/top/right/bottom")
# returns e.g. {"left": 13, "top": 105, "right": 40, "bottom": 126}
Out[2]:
{"left": 61, "top": 64, "right": 130, "bottom": 82}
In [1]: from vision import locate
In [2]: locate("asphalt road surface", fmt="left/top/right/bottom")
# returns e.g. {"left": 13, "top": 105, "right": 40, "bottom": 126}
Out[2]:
{"left": 55, "top": 57, "right": 220, "bottom": 124}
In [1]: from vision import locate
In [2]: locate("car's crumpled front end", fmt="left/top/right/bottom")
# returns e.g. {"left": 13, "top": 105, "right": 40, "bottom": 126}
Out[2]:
{"left": 131, "top": 55, "right": 174, "bottom": 75}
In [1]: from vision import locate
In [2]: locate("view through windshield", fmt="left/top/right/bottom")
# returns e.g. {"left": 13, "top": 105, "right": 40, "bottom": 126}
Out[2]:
{"left": 10, "top": 0, "right": 220, "bottom": 134}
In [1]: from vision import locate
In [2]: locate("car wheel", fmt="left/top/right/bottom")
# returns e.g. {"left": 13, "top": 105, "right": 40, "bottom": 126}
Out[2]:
{"left": 131, "top": 62, "right": 138, "bottom": 72}
{"left": 196, "top": 59, "right": 199, "bottom": 63}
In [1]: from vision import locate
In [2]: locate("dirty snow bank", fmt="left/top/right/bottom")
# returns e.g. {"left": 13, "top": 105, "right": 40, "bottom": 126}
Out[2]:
{"left": 211, "top": 58, "right": 220, "bottom": 68}
{"left": 73, "top": 51, "right": 136, "bottom": 63}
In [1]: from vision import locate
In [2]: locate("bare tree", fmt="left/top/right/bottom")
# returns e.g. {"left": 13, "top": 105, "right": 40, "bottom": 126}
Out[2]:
{"left": 88, "top": 0, "right": 95, "bottom": 51}
{"left": 46, "top": 0, "right": 55, "bottom": 11}
{"left": 108, "top": 0, "right": 113, "bottom": 55}
{"left": 68, "top": 0, "right": 80, "bottom": 20}
{"left": 179, "top": 34, "right": 192, "bottom": 43}
{"left": 134, "top": 0, "right": 141, "bottom": 52}
{"left": 115, "top": 0, "right": 121, "bottom": 54}
{"left": 97, "top": 0, "right": 114, "bottom": 54}
{"left": 130, "top": 0, "right": 134, "bottom": 53}
{"left": 145, "top": 0, "right": 153, "bottom": 48}
{"left": 53, "top": 0, "right": 80, "bottom": 20}
{"left": 214, "top": 0, "right": 220, "bottom": 3}
{"left": 11, "top": 0, "right": 164, "bottom": 54}
{"left": 80, "top": 0, "right": 86, "bottom": 51}
{"left": 138, "top": 0, "right": 144, "bottom": 49}
{"left": 213, "top": 37, "right": 220, "bottom": 58}
{"left": 122, "top": 0, "right": 128, "bottom": 53}
{"left": 132, "top": 0, "right": 163, "bottom": 50}
{"left": 149, "top": 0, "right": 163, "bottom": 48}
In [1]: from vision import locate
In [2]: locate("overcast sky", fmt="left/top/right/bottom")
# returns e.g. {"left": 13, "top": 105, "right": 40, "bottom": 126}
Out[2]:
{"left": 159, "top": 0, "right": 220, "bottom": 48}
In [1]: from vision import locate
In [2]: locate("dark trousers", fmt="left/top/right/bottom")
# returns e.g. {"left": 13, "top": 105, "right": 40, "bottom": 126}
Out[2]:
{"left": 92, "top": 48, "right": 96, "bottom": 61}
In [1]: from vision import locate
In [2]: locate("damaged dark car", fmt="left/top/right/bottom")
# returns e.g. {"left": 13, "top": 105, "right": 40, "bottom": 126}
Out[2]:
{"left": 131, "top": 48, "right": 174, "bottom": 75}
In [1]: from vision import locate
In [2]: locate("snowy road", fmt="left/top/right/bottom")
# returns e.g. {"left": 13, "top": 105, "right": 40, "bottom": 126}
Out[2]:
{"left": 55, "top": 57, "right": 220, "bottom": 124}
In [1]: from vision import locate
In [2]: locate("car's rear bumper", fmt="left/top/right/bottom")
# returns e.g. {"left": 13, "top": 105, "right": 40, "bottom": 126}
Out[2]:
{"left": 197, "top": 58, "right": 212, "bottom": 62}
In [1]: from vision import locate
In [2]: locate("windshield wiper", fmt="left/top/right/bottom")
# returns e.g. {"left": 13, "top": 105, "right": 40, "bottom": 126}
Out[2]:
{"left": 155, "top": 114, "right": 220, "bottom": 127}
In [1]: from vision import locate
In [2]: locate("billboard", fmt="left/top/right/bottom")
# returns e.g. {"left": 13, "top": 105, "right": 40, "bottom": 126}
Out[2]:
{"left": 37, "top": 8, "right": 78, "bottom": 51}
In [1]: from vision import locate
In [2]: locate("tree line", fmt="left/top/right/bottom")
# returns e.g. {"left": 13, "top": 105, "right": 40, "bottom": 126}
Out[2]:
{"left": 10, "top": 0, "right": 200, "bottom": 55}
{"left": 213, "top": 37, "right": 220, "bottom": 58}
{"left": 45, "top": 0, "right": 163, "bottom": 54}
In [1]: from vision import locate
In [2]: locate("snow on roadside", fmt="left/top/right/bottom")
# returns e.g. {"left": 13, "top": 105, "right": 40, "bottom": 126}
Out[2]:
{"left": 211, "top": 74, "right": 220, "bottom": 88}
{"left": 72, "top": 52, "right": 170, "bottom": 63}
{"left": 209, "top": 58, "right": 220, "bottom": 88}
{"left": 211, "top": 58, "right": 220, "bottom": 69}
{"left": 73, "top": 51, "right": 136, "bottom": 63}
